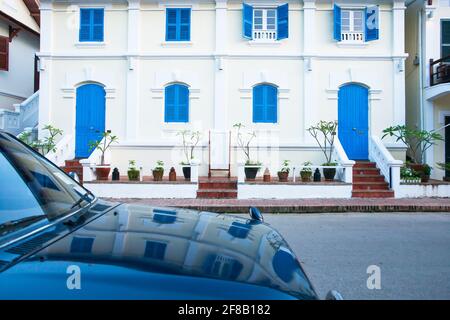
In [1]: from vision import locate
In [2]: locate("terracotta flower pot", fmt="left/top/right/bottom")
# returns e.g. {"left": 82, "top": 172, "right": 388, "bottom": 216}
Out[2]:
{"left": 95, "top": 166, "right": 111, "bottom": 181}
{"left": 278, "top": 171, "right": 289, "bottom": 182}
{"left": 153, "top": 169, "right": 164, "bottom": 181}
{"left": 421, "top": 175, "right": 430, "bottom": 183}
{"left": 300, "top": 171, "right": 312, "bottom": 182}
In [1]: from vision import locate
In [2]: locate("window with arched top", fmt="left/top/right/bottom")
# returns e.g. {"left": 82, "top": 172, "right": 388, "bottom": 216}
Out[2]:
{"left": 165, "top": 83, "right": 189, "bottom": 123}
{"left": 253, "top": 84, "right": 278, "bottom": 123}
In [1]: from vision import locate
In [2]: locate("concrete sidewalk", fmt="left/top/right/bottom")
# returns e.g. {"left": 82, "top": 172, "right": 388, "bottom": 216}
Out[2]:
{"left": 102, "top": 197, "right": 450, "bottom": 213}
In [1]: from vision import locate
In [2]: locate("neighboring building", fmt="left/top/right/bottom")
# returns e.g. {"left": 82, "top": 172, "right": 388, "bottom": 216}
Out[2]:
{"left": 0, "top": 0, "right": 40, "bottom": 135}
{"left": 406, "top": 0, "right": 450, "bottom": 180}
{"left": 38, "top": 0, "right": 407, "bottom": 181}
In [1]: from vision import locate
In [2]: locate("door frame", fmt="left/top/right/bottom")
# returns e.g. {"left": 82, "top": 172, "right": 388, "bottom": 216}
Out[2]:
{"left": 74, "top": 82, "right": 107, "bottom": 159}
{"left": 337, "top": 82, "right": 371, "bottom": 160}
{"left": 445, "top": 116, "right": 450, "bottom": 179}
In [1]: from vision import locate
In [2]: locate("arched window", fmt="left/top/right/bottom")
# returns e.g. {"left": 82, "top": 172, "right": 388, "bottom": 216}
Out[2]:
{"left": 253, "top": 84, "right": 278, "bottom": 123}
{"left": 165, "top": 83, "right": 189, "bottom": 123}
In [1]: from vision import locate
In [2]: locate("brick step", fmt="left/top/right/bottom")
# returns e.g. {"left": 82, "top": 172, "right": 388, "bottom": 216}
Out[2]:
{"left": 352, "top": 190, "right": 395, "bottom": 198}
{"left": 64, "top": 159, "right": 82, "bottom": 168}
{"left": 197, "top": 189, "right": 238, "bottom": 199}
{"left": 353, "top": 168, "right": 381, "bottom": 175}
{"left": 353, "top": 182, "right": 390, "bottom": 191}
{"left": 198, "top": 182, "right": 237, "bottom": 190}
{"left": 353, "top": 162, "right": 377, "bottom": 168}
{"left": 353, "top": 175, "right": 386, "bottom": 183}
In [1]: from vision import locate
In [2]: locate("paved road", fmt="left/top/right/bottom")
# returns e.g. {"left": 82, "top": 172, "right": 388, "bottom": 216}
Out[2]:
{"left": 261, "top": 213, "right": 450, "bottom": 300}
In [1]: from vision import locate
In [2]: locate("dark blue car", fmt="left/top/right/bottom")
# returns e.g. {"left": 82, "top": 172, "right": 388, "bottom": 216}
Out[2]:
{"left": 0, "top": 131, "right": 341, "bottom": 300}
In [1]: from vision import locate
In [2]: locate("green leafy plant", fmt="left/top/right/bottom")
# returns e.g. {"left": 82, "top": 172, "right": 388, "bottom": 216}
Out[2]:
{"left": 422, "top": 164, "right": 432, "bottom": 176}
{"left": 400, "top": 166, "right": 421, "bottom": 181}
{"left": 301, "top": 161, "right": 313, "bottom": 173}
{"left": 280, "top": 160, "right": 291, "bottom": 173}
{"left": 18, "top": 131, "right": 33, "bottom": 145}
{"left": 307, "top": 120, "right": 338, "bottom": 165}
{"left": 127, "top": 160, "right": 140, "bottom": 181}
{"left": 153, "top": 160, "right": 164, "bottom": 172}
{"left": 382, "top": 125, "right": 443, "bottom": 164}
{"left": 88, "top": 131, "right": 118, "bottom": 165}
{"left": 233, "top": 123, "right": 261, "bottom": 166}
{"left": 437, "top": 162, "right": 450, "bottom": 171}
{"left": 177, "top": 130, "right": 201, "bottom": 165}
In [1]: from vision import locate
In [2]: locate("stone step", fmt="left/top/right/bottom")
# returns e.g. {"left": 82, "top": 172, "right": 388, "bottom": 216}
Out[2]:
{"left": 353, "top": 167, "right": 381, "bottom": 175}
{"left": 352, "top": 190, "right": 395, "bottom": 198}
{"left": 353, "top": 182, "right": 390, "bottom": 191}
{"left": 353, "top": 175, "right": 386, "bottom": 183}
{"left": 64, "top": 159, "right": 82, "bottom": 168}
{"left": 198, "top": 181, "right": 237, "bottom": 190}
{"left": 197, "top": 189, "right": 238, "bottom": 199}
{"left": 353, "top": 161, "right": 377, "bottom": 168}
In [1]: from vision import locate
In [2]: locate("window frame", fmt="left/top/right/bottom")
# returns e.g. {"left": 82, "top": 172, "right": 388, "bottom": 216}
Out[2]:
{"left": 0, "top": 35, "right": 9, "bottom": 71}
{"left": 341, "top": 9, "right": 364, "bottom": 34}
{"left": 164, "top": 83, "right": 190, "bottom": 123}
{"left": 165, "top": 8, "right": 191, "bottom": 42}
{"left": 79, "top": 7, "right": 105, "bottom": 43}
{"left": 252, "top": 84, "right": 278, "bottom": 124}
{"left": 441, "top": 19, "right": 450, "bottom": 60}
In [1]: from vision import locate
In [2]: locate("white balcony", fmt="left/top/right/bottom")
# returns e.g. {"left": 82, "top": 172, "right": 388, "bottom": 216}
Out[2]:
{"left": 253, "top": 30, "right": 277, "bottom": 41}
{"left": 341, "top": 31, "right": 364, "bottom": 43}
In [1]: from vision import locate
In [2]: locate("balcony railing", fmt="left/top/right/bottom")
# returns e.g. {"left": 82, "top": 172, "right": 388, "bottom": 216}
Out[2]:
{"left": 430, "top": 56, "right": 450, "bottom": 86}
{"left": 341, "top": 31, "right": 364, "bottom": 43}
{"left": 253, "top": 30, "right": 277, "bottom": 41}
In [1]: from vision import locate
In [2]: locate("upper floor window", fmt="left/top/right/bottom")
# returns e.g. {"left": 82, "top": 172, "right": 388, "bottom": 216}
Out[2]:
{"left": 70, "top": 237, "right": 94, "bottom": 254}
{"left": 0, "top": 36, "right": 8, "bottom": 71}
{"left": 166, "top": 8, "right": 191, "bottom": 41}
{"left": 243, "top": 3, "right": 288, "bottom": 41}
{"left": 253, "top": 84, "right": 278, "bottom": 124}
{"left": 144, "top": 241, "right": 167, "bottom": 260}
{"left": 334, "top": 4, "right": 379, "bottom": 43}
{"left": 79, "top": 8, "right": 104, "bottom": 42}
{"left": 165, "top": 84, "right": 189, "bottom": 123}
{"left": 442, "top": 20, "right": 450, "bottom": 58}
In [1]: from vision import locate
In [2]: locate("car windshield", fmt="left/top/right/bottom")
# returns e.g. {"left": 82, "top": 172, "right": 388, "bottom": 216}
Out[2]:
{"left": 0, "top": 132, "right": 93, "bottom": 240}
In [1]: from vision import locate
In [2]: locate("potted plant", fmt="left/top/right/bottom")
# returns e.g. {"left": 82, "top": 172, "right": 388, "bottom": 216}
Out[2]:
{"left": 300, "top": 161, "right": 313, "bottom": 182}
{"left": 308, "top": 121, "right": 338, "bottom": 181}
{"left": 234, "top": 123, "right": 262, "bottom": 180}
{"left": 277, "top": 160, "right": 290, "bottom": 182}
{"left": 421, "top": 164, "right": 432, "bottom": 183}
{"left": 382, "top": 125, "right": 443, "bottom": 179}
{"left": 88, "top": 131, "right": 119, "bottom": 181}
{"left": 400, "top": 166, "right": 421, "bottom": 184}
{"left": 436, "top": 163, "right": 450, "bottom": 181}
{"left": 127, "top": 160, "right": 140, "bottom": 181}
{"left": 177, "top": 130, "right": 201, "bottom": 180}
{"left": 152, "top": 160, "right": 164, "bottom": 181}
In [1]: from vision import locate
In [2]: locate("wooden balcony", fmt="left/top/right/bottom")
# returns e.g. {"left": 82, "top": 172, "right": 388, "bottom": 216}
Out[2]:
{"left": 430, "top": 56, "right": 450, "bottom": 86}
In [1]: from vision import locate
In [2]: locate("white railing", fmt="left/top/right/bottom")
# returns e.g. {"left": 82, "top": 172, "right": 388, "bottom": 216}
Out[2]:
{"left": 369, "top": 135, "right": 403, "bottom": 192}
{"left": 0, "top": 110, "right": 20, "bottom": 134}
{"left": 16, "top": 91, "right": 39, "bottom": 130}
{"left": 45, "top": 134, "right": 75, "bottom": 167}
{"left": 253, "top": 30, "right": 277, "bottom": 40}
{"left": 332, "top": 137, "right": 356, "bottom": 183}
{"left": 341, "top": 32, "right": 364, "bottom": 42}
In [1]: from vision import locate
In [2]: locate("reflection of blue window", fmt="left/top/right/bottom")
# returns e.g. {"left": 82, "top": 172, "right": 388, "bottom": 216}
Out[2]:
{"left": 272, "top": 249, "right": 298, "bottom": 283}
{"left": 145, "top": 241, "right": 167, "bottom": 260}
{"left": 153, "top": 209, "right": 177, "bottom": 224}
{"left": 70, "top": 237, "right": 94, "bottom": 253}
{"left": 228, "top": 222, "right": 251, "bottom": 239}
{"left": 203, "top": 254, "right": 243, "bottom": 280}
{"left": 30, "top": 171, "right": 59, "bottom": 191}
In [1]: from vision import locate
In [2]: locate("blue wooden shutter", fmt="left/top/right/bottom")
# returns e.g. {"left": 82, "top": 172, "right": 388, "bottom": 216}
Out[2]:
{"left": 92, "top": 9, "right": 104, "bottom": 42}
{"left": 333, "top": 4, "right": 341, "bottom": 41}
{"left": 266, "top": 85, "right": 278, "bottom": 123}
{"left": 253, "top": 85, "right": 264, "bottom": 122}
{"left": 166, "top": 9, "right": 178, "bottom": 41}
{"left": 165, "top": 85, "right": 177, "bottom": 122}
{"left": 178, "top": 85, "right": 189, "bottom": 122}
{"left": 365, "top": 5, "right": 379, "bottom": 42}
{"left": 79, "top": 9, "right": 91, "bottom": 41}
{"left": 277, "top": 4, "right": 289, "bottom": 40}
{"left": 179, "top": 9, "right": 191, "bottom": 41}
{"left": 243, "top": 3, "right": 253, "bottom": 39}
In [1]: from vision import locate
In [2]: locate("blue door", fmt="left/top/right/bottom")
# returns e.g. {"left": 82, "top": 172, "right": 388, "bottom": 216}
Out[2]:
{"left": 75, "top": 84, "right": 106, "bottom": 158}
{"left": 338, "top": 84, "right": 369, "bottom": 160}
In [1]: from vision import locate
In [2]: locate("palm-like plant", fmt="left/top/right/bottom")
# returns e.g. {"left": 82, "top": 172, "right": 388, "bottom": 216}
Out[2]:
{"left": 307, "top": 121, "right": 338, "bottom": 166}
{"left": 88, "top": 131, "right": 118, "bottom": 165}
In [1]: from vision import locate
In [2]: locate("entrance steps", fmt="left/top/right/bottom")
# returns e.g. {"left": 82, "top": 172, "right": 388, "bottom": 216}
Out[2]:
{"left": 352, "top": 161, "right": 394, "bottom": 198}
{"left": 61, "top": 159, "right": 84, "bottom": 183}
{"left": 197, "top": 177, "right": 238, "bottom": 199}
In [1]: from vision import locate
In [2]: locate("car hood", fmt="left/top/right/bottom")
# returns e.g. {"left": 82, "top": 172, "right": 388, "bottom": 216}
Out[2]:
{"left": 0, "top": 202, "right": 318, "bottom": 300}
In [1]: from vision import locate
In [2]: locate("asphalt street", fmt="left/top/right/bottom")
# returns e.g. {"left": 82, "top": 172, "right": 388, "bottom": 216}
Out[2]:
{"left": 261, "top": 213, "right": 450, "bottom": 300}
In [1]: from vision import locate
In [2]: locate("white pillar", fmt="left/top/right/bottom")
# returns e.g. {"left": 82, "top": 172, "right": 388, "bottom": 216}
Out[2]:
{"left": 424, "top": 99, "right": 434, "bottom": 166}
{"left": 125, "top": 0, "right": 141, "bottom": 141}
{"left": 38, "top": 1, "right": 54, "bottom": 139}
{"left": 214, "top": 0, "right": 228, "bottom": 131}
{"left": 392, "top": 0, "right": 406, "bottom": 126}
{"left": 303, "top": 0, "right": 316, "bottom": 142}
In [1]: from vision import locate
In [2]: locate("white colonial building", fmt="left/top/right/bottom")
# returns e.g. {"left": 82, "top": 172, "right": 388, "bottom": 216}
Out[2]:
{"left": 0, "top": 0, "right": 40, "bottom": 135}
{"left": 38, "top": 0, "right": 411, "bottom": 197}
{"left": 406, "top": 0, "right": 450, "bottom": 180}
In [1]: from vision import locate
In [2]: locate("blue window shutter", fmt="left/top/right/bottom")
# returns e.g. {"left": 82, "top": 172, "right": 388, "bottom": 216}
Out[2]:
{"left": 253, "top": 85, "right": 278, "bottom": 123}
{"left": 165, "top": 84, "right": 189, "bottom": 122}
{"left": 166, "top": 9, "right": 177, "bottom": 41}
{"left": 277, "top": 4, "right": 289, "bottom": 40}
{"left": 243, "top": 3, "right": 253, "bottom": 40}
{"left": 79, "top": 9, "right": 91, "bottom": 41}
{"left": 92, "top": 9, "right": 104, "bottom": 42}
{"left": 253, "top": 85, "right": 264, "bottom": 122}
{"left": 180, "top": 9, "right": 191, "bottom": 41}
{"left": 365, "top": 5, "right": 379, "bottom": 42}
{"left": 333, "top": 4, "right": 341, "bottom": 41}
{"left": 266, "top": 85, "right": 278, "bottom": 123}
